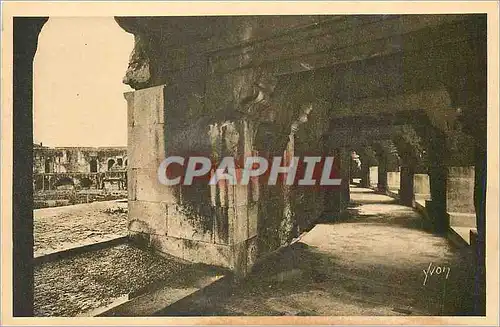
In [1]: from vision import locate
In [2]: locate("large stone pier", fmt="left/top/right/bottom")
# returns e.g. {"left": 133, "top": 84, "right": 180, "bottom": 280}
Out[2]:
{"left": 113, "top": 15, "right": 487, "bottom": 282}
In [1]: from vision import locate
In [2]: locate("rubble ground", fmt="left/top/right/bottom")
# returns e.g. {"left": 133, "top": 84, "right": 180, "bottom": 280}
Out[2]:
{"left": 34, "top": 243, "right": 190, "bottom": 317}
{"left": 34, "top": 200, "right": 128, "bottom": 257}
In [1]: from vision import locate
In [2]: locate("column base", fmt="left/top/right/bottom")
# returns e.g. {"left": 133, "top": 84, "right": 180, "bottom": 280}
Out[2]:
{"left": 425, "top": 200, "right": 450, "bottom": 234}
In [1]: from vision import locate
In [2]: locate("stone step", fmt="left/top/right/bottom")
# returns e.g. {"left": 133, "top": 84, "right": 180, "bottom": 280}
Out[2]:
{"left": 448, "top": 226, "right": 473, "bottom": 246}
{"left": 449, "top": 212, "right": 476, "bottom": 228}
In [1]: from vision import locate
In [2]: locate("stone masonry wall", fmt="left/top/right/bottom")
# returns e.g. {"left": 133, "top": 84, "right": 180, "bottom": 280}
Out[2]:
{"left": 118, "top": 15, "right": 487, "bottom": 275}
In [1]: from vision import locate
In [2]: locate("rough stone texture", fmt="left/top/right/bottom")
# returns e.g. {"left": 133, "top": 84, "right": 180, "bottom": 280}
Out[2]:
{"left": 398, "top": 166, "right": 415, "bottom": 206}
{"left": 449, "top": 213, "right": 476, "bottom": 228}
{"left": 447, "top": 166, "right": 475, "bottom": 214}
{"left": 387, "top": 171, "right": 401, "bottom": 191}
{"left": 34, "top": 244, "right": 189, "bottom": 317}
{"left": 33, "top": 144, "right": 128, "bottom": 191}
{"left": 133, "top": 168, "right": 177, "bottom": 203}
{"left": 150, "top": 235, "right": 231, "bottom": 269}
{"left": 167, "top": 204, "right": 213, "bottom": 243}
{"left": 34, "top": 200, "right": 127, "bottom": 257}
{"left": 124, "top": 80, "right": 320, "bottom": 274}
{"left": 369, "top": 166, "right": 379, "bottom": 189}
{"left": 128, "top": 200, "right": 168, "bottom": 235}
{"left": 116, "top": 15, "right": 487, "bottom": 275}
{"left": 413, "top": 174, "right": 431, "bottom": 200}
{"left": 34, "top": 144, "right": 127, "bottom": 175}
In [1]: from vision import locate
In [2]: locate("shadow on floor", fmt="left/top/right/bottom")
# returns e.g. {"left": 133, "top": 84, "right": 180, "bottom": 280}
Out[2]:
{"left": 168, "top": 188, "right": 477, "bottom": 316}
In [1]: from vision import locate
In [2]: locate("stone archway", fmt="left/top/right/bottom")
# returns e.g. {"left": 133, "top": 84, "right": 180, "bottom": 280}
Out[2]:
{"left": 107, "top": 158, "right": 115, "bottom": 170}
{"left": 14, "top": 17, "right": 131, "bottom": 316}
{"left": 89, "top": 158, "right": 98, "bottom": 173}
{"left": 79, "top": 177, "right": 93, "bottom": 189}
{"left": 13, "top": 15, "right": 488, "bottom": 316}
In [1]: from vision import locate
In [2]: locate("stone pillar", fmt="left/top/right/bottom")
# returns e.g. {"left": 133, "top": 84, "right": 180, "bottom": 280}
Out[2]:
{"left": 399, "top": 166, "right": 415, "bottom": 206}
{"left": 323, "top": 147, "right": 345, "bottom": 219}
{"left": 13, "top": 17, "right": 48, "bottom": 317}
{"left": 447, "top": 166, "right": 476, "bottom": 228}
{"left": 426, "top": 167, "right": 448, "bottom": 236}
{"left": 124, "top": 85, "right": 260, "bottom": 276}
{"left": 413, "top": 174, "right": 431, "bottom": 201}
{"left": 385, "top": 144, "right": 401, "bottom": 193}
{"left": 340, "top": 148, "right": 351, "bottom": 204}
{"left": 374, "top": 148, "right": 388, "bottom": 193}
{"left": 427, "top": 165, "right": 448, "bottom": 233}
{"left": 387, "top": 170, "right": 401, "bottom": 192}
{"left": 360, "top": 162, "right": 370, "bottom": 188}
{"left": 358, "top": 148, "right": 374, "bottom": 188}
{"left": 411, "top": 122, "right": 449, "bottom": 234}
{"left": 369, "top": 166, "right": 379, "bottom": 189}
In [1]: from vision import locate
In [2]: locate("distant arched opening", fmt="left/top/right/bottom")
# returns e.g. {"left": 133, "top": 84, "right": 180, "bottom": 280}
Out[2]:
{"left": 80, "top": 177, "right": 93, "bottom": 188}
{"left": 90, "top": 159, "right": 98, "bottom": 173}
{"left": 54, "top": 176, "right": 74, "bottom": 190}
{"left": 44, "top": 158, "right": 52, "bottom": 173}
{"left": 108, "top": 159, "right": 115, "bottom": 170}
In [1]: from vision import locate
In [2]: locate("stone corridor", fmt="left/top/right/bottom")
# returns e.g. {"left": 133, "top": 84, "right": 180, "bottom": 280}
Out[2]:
{"left": 13, "top": 14, "right": 489, "bottom": 317}
{"left": 176, "top": 187, "right": 475, "bottom": 316}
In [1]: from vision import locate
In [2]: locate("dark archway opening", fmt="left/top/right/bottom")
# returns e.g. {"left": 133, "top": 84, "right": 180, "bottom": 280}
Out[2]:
{"left": 54, "top": 176, "right": 74, "bottom": 190}
{"left": 107, "top": 159, "right": 115, "bottom": 170}
{"left": 44, "top": 158, "right": 52, "bottom": 173}
{"left": 90, "top": 158, "right": 98, "bottom": 173}
{"left": 80, "top": 177, "right": 93, "bottom": 189}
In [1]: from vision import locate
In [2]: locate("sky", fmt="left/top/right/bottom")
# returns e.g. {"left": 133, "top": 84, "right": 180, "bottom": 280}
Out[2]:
{"left": 33, "top": 17, "right": 134, "bottom": 147}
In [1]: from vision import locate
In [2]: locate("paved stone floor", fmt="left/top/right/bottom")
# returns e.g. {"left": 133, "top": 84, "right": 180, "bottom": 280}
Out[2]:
{"left": 179, "top": 187, "right": 476, "bottom": 316}
{"left": 34, "top": 200, "right": 128, "bottom": 257}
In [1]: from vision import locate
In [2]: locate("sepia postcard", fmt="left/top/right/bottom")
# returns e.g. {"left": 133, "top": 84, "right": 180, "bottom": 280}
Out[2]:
{"left": 1, "top": 1, "right": 499, "bottom": 326}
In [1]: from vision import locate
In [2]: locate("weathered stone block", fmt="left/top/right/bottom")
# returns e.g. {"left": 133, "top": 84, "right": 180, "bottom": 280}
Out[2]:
{"left": 215, "top": 182, "right": 249, "bottom": 208}
{"left": 230, "top": 236, "right": 259, "bottom": 276}
{"left": 128, "top": 200, "right": 168, "bottom": 235}
{"left": 130, "top": 85, "right": 165, "bottom": 127}
{"left": 447, "top": 166, "right": 475, "bottom": 214}
{"left": 247, "top": 202, "right": 258, "bottom": 239}
{"left": 149, "top": 234, "right": 183, "bottom": 258}
{"left": 230, "top": 241, "right": 248, "bottom": 275}
{"left": 387, "top": 171, "right": 401, "bottom": 191}
{"left": 369, "top": 166, "right": 379, "bottom": 188}
{"left": 249, "top": 176, "right": 260, "bottom": 203}
{"left": 150, "top": 234, "right": 231, "bottom": 268}
{"left": 213, "top": 206, "right": 229, "bottom": 245}
{"left": 246, "top": 236, "right": 259, "bottom": 273}
{"left": 216, "top": 182, "right": 228, "bottom": 207}
{"left": 449, "top": 212, "right": 476, "bottom": 228}
{"left": 228, "top": 183, "right": 249, "bottom": 208}
{"left": 124, "top": 91, "right": 135, "bottom": 127}
{"left": 229, "top": 204, "right": 249, "bottom": 245}
{"left": 127, "top": 168, "right": 137, "bottom": 201}
{"left": 167, "top": 204, "right": 213, "bottom": 243}
{"left": 134, "top": 168, "right": 178, "bottom": 203}
{"left": 413, "top": 173, "right": 431, "bottom": 200}
{"left": 210, "top": 183, "right": 217, "bottom": 206}
{"left": 128, "top": 125, "right": 165, "bottom": 170}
